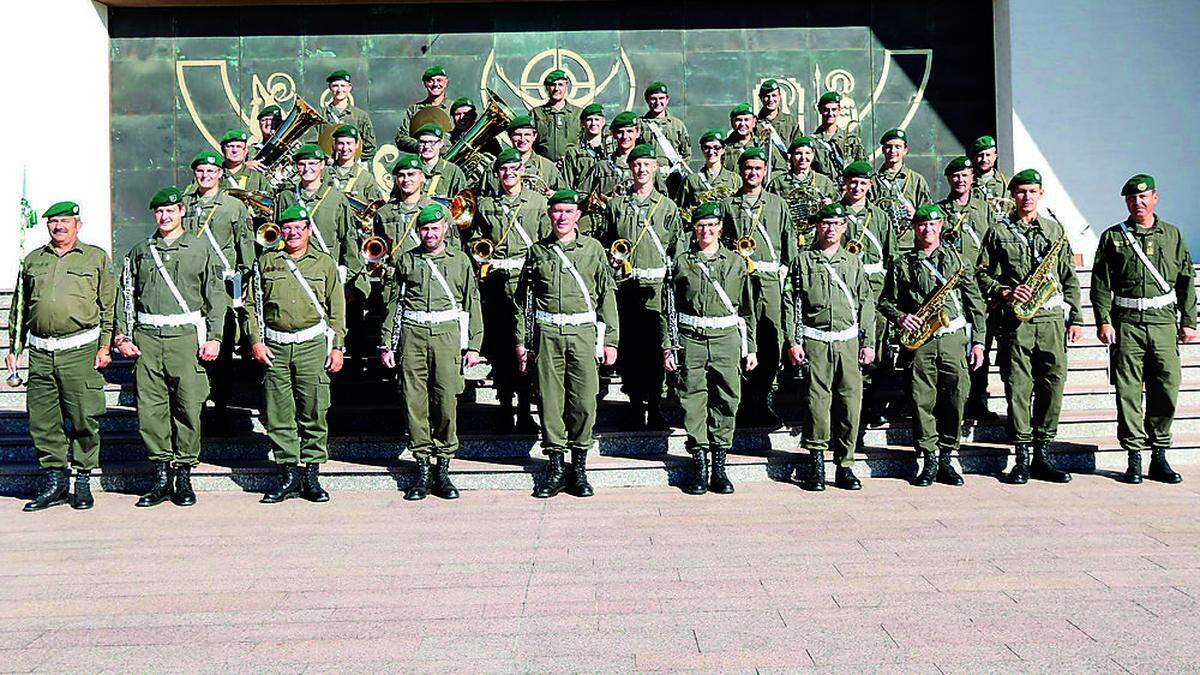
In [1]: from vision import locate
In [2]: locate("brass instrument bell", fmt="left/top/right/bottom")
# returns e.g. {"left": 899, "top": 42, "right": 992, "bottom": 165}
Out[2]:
{"left": 609, "top": 238, "right": 633, "bottom": 280}
{"left": 431, "top": 189, "right": 478, "bottom": 231}
{"left": 470, "top": 238, "right": 495, "bottom": 278}
{"left": 360, "top": 236, "right": 390, "bottom": 267}
{"left": 256, "top": 222, "right": 282, "bottom": 250}
{"left": 735, "top": 236, "right": 756, "bottom": 273}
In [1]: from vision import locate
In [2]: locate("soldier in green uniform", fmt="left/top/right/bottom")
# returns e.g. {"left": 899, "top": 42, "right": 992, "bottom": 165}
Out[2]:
{"left": 602, "top": 143, "right": 684, "bottom": 430}
{"left": 938, "top": 156, "right": 999, "bottom": 423}
{"left": 874, "top": 128, "right": 931, "bottom": 252}
{"left": 516, "top": 190, "right": 619, "bottom": 498}
{"left": 639, "top": 82, "right": 691, "bottom": 172}
{"left": 414, "top": 123, "right": 469, "bottom": 201}
{"left": 722, "top": 104, "right": 776, "bottom": 176}
{"left": 668, "top": 129, "right": 740, "bottom": 218}
{"left": 767, "top": 136, "right": 839, "bottom": 234}
{"left": 449, "top": 97, "right": 476, "bottom": 147}
{"left": 182, "top": 150, "right": 254, "bottom": 433}
{"left": 114, "top": 187, "right": 227, "bottom": 508}
{"left": 879, "top": 204, "right": 987, "bottom": 487}
{"left": 318, "top": 70, "right": 376, "bottom": 163}
{"left": 532, "top": 69, "right": 581, "bottom": 163}
{"left": 664, "top": 202, "right": 757, "bottom": 494}
{"left": 785, "top": 203, "right": 875, "bottom": 491}
{"left": 756, "top": 79, "right": 796, "bottom": 168}
{"left": 810, "top": 91, "right": 868, "bottom": 181}
{"left": 7, "top": 201, "right": 115, "bottom": 511}
{"left": 977, "top": 169, "right": 1083, "bottom": 484}
{"left": 244, "top": 204, "right": 346, "bottom": 503}
{"left": 396, "top": 65, "right": 451, "bottom": 154}
{"left": 219, "top": 129, "right": 270, "bottom": 194}
{"left": 273, "top": 144, "right": 361, "bottom": 285}
{"left": 721, "top": 147, "right": 796, "bottom": 427}
{"left": 246, "top": 105, "right": 283, "bottom": 174}
{"left": 381, "top": 203, "right": 483, "bottom": 500}
{"left": 325, "top": 124, "right": 384, "bottom": 203}
{"left": 470, "top": 148, "right": 551, "bottom": 433}
{"left": 1091, "top": 174, "right": 1197, "bottom": 484}
{"left": 560, "top": 103, "right": 608, "bottom": 189}
{"left": 375, "top": 154, "right": 438, "bottom": 256}
{"left": 577, "top": 111, "right": 667, "bottom": 237}
{"left": 970, "top": 135, "right": 1009, "bottom": 216}
{"left": 477, "top": 115, "right": 566, "bottom": 197}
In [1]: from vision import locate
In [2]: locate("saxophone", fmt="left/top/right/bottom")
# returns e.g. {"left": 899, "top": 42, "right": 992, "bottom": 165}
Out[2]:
{"left": 899, "top": 250, "right": 967, "bottom": 351}
{"left": 1011, "top": 234, "right": 1068, "bottom": 322}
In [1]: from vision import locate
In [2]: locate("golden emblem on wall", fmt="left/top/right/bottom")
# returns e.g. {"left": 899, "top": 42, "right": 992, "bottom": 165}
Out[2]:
{"left": 480, "top": 47, "right": 637, "bottom": 111}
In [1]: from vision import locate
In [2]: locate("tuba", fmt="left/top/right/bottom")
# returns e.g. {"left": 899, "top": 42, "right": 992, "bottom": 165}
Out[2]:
{"left": 445, "top": 89, "right": 517, "bottom": 182}
{"left": 609, "top": 238, "right": 633, "bottom": 281}
{"left": 431, "top": 189, "right": 477, "bottom": 231}
{"left": 899, "top": 250, "right": 966, "bottom": 350}
{"left": 1012, "top": 234, "right": 1068, "bottom": 322}
{"left": 469, "top": 238, "right": 495, "bottom": 278}
{"left": 252, "top": 97, "right": 329, "bottom": 191}
{"left": 735, "top": 236, "right": 756, "bottom": 273}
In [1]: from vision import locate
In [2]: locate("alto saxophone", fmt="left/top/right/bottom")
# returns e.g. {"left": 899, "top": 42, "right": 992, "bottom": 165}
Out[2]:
{"left": 899, "top": 250, "right": 966, "bottom": 351}
{"left": 1011, "top": 234, "right": 1068, "bottom": 322}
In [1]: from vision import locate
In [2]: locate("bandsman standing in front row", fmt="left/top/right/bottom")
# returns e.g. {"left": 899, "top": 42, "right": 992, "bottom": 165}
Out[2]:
{"left": 665, "top": 202, "right": 757, "bottom": 495}
{"left": 879, "top": 204, "right": 987, "bottom": 487}
{"left": 978, "top": 169, "right": 1083, "bottom": 484}
{"left": 244, "top": 204, "right": 346, "bottom": 504}
{"left": 115, "top": 187, "right": 227, "bottom": 508}
{"left": 516, "top": 190, "right": 619, "bottom": 499}
{"left": 8, "top": 201, "right": 115, "bottom": 511}
{"left": 382, "top": 203, "right": 483, "bottom": 501}
{"left": 1091, "top": 174, "right": 1196, "bottom": 484}
{"left": 786, "top": 203, "right": 875, "bottom": 491}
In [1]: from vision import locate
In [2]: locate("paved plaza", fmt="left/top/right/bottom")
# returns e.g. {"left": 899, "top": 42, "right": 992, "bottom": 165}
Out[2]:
{"left": 2, "top": 471, "right": 1199, "bottom": 673}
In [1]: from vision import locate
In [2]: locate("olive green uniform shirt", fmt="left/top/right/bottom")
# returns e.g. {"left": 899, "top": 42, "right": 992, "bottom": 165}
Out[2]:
{"left": 560, "top": 139, "right": 607, "bottom": 188}
{"left": 602, "top": 189, "right": 685, "bottom": 284}
{"left": 182, "top": 190, "right": 255, "bottom": 275}
{"left": 223, "top": 164, "right": 271, "bottom": 194}
{"left": 767, "top": 169, "right": 839, "bottom": 233}
{"left": 471, "top": 189, "right": 551, "bottom": 275}
{"left": 873, "top": 164, "right": 931, "bottom": 252}
{"left": 515, "top": 235, "right": 620, "bottom": 349}
{"left": 325, "top": 162, "right": 384, "bottom": 203}
{"left": 719, "top": 190, "right": 797, "bottom": 285}
{"left": 787, "top": 247, "right": 876, "bottom": 344}
{"left": 937, "top": 194, "right": 992, "bottom": 266}
{"left": 639, "top": 112, "right": 691, "bottom": 166}
{"left": 244, "top": 247, "right": 347, "bottom": 348}
{"left": 977, "top": 212, "right": 1083, "bottom": 326}
{"left": 810, "top": 126, "right": 868, "bottom": 180}
{"left": 842, "top": 200, "right": 895, "bottom": 297}
{"left": 665, "top": 246, "right": 756, "bottom": 350}
{"left": 721, "top": 133, "right": 785, "bottom": 175}
{"left": 320, "top": 102, "right": 377, "bottom": 163}
{"left": 115, "top": 232, "right": 228, "bottom": 342}
{"left": 383, "top": 246, "right": 484, "bottom": 352}
{"left": 273, "top": 184, "right": 360, "bottom": 271}
{"left": 476, "top": 152, "right": 566, "bottom": 197}
{"left": 669, "top": 165, "right": 741, "bottom": 215}
{"left": 878, "top": 245, "right": 987, "bottom": 345}
{"left": 9, "top": 243, "right": 116, "bottom": 353}
{"left": 1091, "top": 217, "right": 1197, "bottom": 328}
{"left": 422, "top": 157, "right": 470, "bottom": 200}
{"left": 532, "top": 102, "right": 582, "bottom": 162}
{"left": 757, "top": 110, "right": 798, "bottom": 154}
{"left": 374, "top": 195, "right": 440, "bottom": 256}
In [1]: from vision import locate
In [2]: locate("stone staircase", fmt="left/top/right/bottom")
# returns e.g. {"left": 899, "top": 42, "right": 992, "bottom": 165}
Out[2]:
{"left": 1, "top": 267, "right": 1198, "bottom": 496}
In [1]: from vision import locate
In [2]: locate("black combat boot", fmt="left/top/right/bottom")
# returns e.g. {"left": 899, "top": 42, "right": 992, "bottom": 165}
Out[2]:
{"left": 912, "top": 451, "right": 937, "bottom": 487}
{"left": 569, "top": 449, "right": 594, "bottom": 498}
{"left": 936, "top": 449, "right": 964, "bottom": 486}
{"left": 136, "top": 462, "right": 173, "bottom": 507}
{"left": 1007, "top": 443, "right": 1031, "bottom": 485}
{"left": 709, "top": 448, "right": 734, "bottom": 494}
{"left": 806, "top": 450, "right": 826, "bottom": 492}
{"left": 301, "top": 463, "right": 330, "bottom": 502}
{"left": 405, "top": 456, "right": 431, "bottom": 501}
{"left": 261, "top": 464, "right": 302, "bottom": 503}
{"left": 533, "top": 452, "right": 566, "bottom": 498}
{"left": 172, "top": 465, "right": 197, "bottom": 506}
{"left": 71, "top": 470, "right": 94, "bottom": 510}
{"left": 1148, "top": 448, "right": 1182, "bottom": 484}
{"left": 834, "top": 466, "right": 861, "bottom": 491}
{"left": 1031, "top": 441, "right": 1071, "bottom": 483}
{"left": 432, "top": 457, "right": 460, "bottom": 499}
{"left": 1123, "top": 450, "right": 1143, "bottom": 484}
{"left": 684, "top": 450, "right": 708, "bottom": 495}
{"left": 23, "top": 468, "right": 70, "bottom": 512}
{"left": 515, "top": 395, "right": 539, "bottom": 434}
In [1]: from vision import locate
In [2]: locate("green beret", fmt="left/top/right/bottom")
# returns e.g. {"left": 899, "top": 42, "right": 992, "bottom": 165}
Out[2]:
{"left": 220, "top": 129, "right": 248, "bottom": 145}
{"left": 912, "top": 203, "right": 944, "bottom": 224}
{"left": 416, "top": 203, "right": 446, "bottom": 226}
{"left": 842, "top": 160, "right": 873, "bottom": 179}
{"left": 391, "top": 153, "right": 422, "bottom": 173}
{"left": 609, "top": 111, "right": 639, "bottom": 131}
{"left": 507, "top": 114, "right": 535, "bottom": 132}
{"left": 788, "top": 136, "right": 814, "bottom": 152}
{"left": 813, "top": 203, "right": 847, "bottom": 221}
{"left": 691, "top": 201, "right": 721, "bottom": 223}
{"left": 257, "top": 104, "right": 282, "bottom": 120}
{"left": 548, "top": 189, "right": 581, "bottom": 206}
{"left": 643, "top": 81, "right": 668, "bottom": 97}
{"left": 817, "top": 91, "right": 841, "bottom": 107}
{"left": 148, "top": 187, "right": 182, "bottom": 210}
{"left": 414, "top": 123, "right": 444, "bottom": 140}
{"left": 1008, "top": 168, "right": 1042, "bottom": 190}
{"left": 580, "top": 103, "right": 604, "bottom": 119}
{"left": 278, "top": 204, "right": 309, "bottom": 224}
{"left": 190, "top": 150, "right": 223, "bottom": 169}
{"left": 880, "top": 128, "right": 907, "bottom": 145}
{"left": 729, "top": 102, "right": 754, "bottom": 119}
{"left": 326, "top": 69, "right": 351, "bottom": 84}
{"left": 493, "top": 147, "right": 522, "bottom": 170}
{"left": 698, "top": 129, "right": 725, "bottom": 145}
{"left": 451, "top": 97, "right": 475, "bottom": 111}
{"left": 332, "top": 124, "right": 359, "bottom": 139}
{"left": 1121, "top": 173, "right": 1156, "bottom": 196}
{"left": 758, "top": 79, "right": 780, "bottom": 95}
{"left": 943, "top": 156, "right": 972, "bottom": 175}
{"left": 627, "top": 144, "right": 656, "bottom": 164}
{"left": 738, "top": 147, "right": 768, "bottom": 165}
{"left": 291, "top": 143, "right": 326, "bottom": 162}
{"left": 422, "top": 65, "right": 447, "bottom": 80}
{"left": 970, "top": 135, "right": 997, "bottom": 153}
{"left": 42, "top": 201, "right": 80, "bottom": 219}
{"left": 543, "top": 68, "right": 568, "bottom": 86}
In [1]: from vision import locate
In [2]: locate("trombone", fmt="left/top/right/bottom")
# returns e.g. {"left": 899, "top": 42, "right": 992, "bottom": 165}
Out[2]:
{"left": 735, "top": 236, "right": 756, "bottom": 273}
{"left": 431, "top": 189, "right": 477, "bottom": 232}
{"left": 609, "top": 238, "right": 633, "bottom": 281}
{"left": 469, "top": 238, "right": 495, "bottom": 279}
{"left": 256, "top": 222, "right": 282, "bottom": 251}
{"left": 360, "top": 235, "right": 390, "bottom": 270}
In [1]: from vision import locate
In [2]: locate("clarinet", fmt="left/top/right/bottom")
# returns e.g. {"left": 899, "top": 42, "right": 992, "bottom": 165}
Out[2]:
{"left": 664, "top": 261, "right": 681, "bottom": 358}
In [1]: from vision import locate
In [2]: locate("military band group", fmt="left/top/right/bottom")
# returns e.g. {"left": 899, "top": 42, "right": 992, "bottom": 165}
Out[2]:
{"left": 8, "top": 66, "right": 1195, "bottom": 511}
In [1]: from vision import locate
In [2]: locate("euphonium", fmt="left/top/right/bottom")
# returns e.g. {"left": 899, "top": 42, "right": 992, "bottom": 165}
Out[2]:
{"left": 444, "top": 89, "right": 517, "bottom": 182}
{"left": 609, "top": 238, "right": 633, "bottom": 280}
{"left": 431, "top": 189, "right": 477, "bottom": 231}
{"left": 256, "top": 222, "right": 282, "bottom": 250}
{"left": 899, "top": 251, "right": 966, "bottom": 351}
{"left": 1012, "top": 234, "right": 1067, "bottom": 322}
{"left": 470, "top": 238, "right": 495, "bottom": 278}
{"left": 735, "top": 236, "right": 756, "bottom": 273}
{"left": 252, "top": 97, "right": 328, "bottom": 191}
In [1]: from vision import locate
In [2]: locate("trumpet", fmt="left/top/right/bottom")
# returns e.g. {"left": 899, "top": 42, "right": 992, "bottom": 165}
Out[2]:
{"left": 431, "top": 189, "right": 478, "bottom": 231}
{"left": 522, "top": 174, "right": 554, "bottom": 198}
{"left": 360, "top": 236, "right": 390, "bottom": 269}
{"left": 256, "top": 222, "right": 282, "bottom": 250}
{"left": 609, "top": 238, "right": 633, "bottom": 281}
{"left": 735, "top": 236, "right": 756, "bottom": 273}
{"left": 470, "top": 238, "right": 495, "bottom": 278}
{"left": 345, "top": 194, "right": 386, "bottom": 233}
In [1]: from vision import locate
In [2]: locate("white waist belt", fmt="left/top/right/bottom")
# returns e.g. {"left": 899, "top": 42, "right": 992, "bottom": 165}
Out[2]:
{"left": 1115, "top": 293, "right": 1175, "bottom": 310}
{"left": 680, "top": 312, "right": 748, "bottom": 356}
{"left": 138, "top": 311, "right": 207, "bottom": 346}
{"left": 489, "top": 256, "right": 524, "bottom": 271}
{"left": 264, "top": 320, "right": 334, "bottom": 355}
{"left": 534, "top": 310, "right": 596, "bottom": 326}
{"left": 403, "top": 309, "right": 469, "bottom": 350}
{"left": 1040, "top": 294, "right": 1065, "bottom": 311}
{"left": 800, "top": 324, "right": 860, "bottom": 343}
{"left": 934, "top": 315, "right": 967, "bottom": 337}
{"left": 28, "top": 326, "right": 101, "bottom": 352}
{"left": 862, "top": 262, "right": 884, "bottom": 276}
{"left": 631, "top": 267, "right": 667, "bottom": 280}
{"left": 753, "top": 261, "right": 782, "bottom": 274}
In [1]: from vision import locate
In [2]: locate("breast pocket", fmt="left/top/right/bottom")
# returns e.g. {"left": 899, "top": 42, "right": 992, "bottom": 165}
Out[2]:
{"left": 260, "top": 269, "right": 290, "bottom": 297}
{"left": 802, "top": 270, "right": 831, "bottom": 308}
{"left": 64, "top": 269, "right": 97, "bottom": 301}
